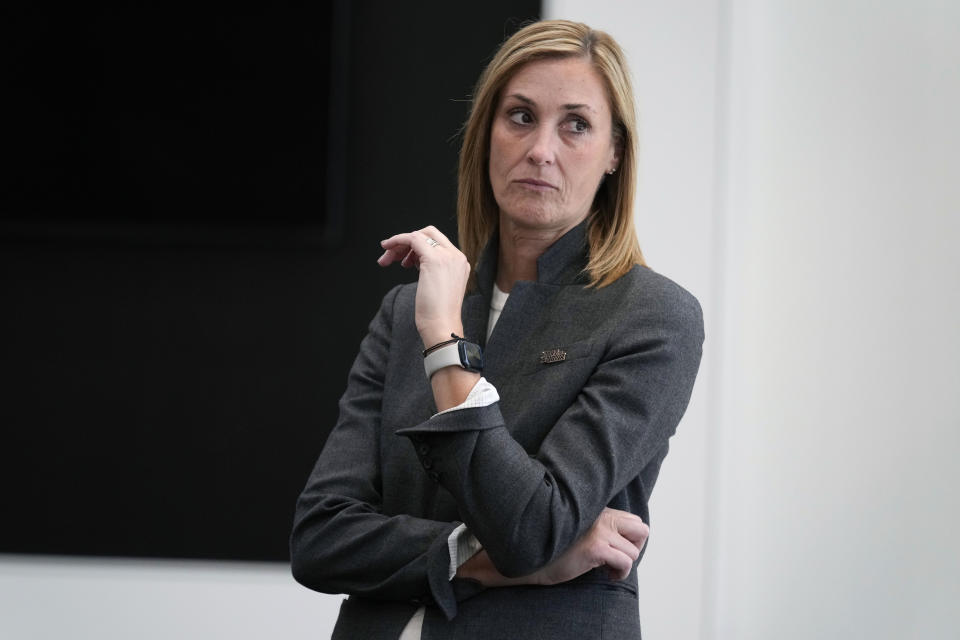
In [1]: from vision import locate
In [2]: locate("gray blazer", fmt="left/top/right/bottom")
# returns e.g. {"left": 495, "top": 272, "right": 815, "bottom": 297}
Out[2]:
{"left": 291, "top": 222, "right": 704, "bottom": 639}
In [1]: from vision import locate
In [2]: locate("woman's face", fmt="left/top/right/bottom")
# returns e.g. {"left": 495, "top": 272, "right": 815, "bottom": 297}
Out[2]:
{"left": 488, "top": 56, "right": 619, "bottom": 235}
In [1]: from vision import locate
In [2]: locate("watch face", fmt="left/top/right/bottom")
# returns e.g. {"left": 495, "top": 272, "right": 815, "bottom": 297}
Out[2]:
{"left": 459, "top": 341, "right": 484, "bottom": 371}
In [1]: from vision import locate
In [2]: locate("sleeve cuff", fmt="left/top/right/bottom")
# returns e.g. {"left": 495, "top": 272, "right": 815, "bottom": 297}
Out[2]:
{"left": 433, "top": 376, "right": 500, "bottom": 417}
{"left": 426, "top": 527, "right": 486, "bottom": 620}
{"left": 396, "top": 401, "right": 506, "bottom": 436}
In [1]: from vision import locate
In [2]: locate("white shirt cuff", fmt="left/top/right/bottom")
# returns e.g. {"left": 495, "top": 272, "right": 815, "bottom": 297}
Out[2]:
{"left": 432, "top": 376, "right": 499, "bottom": 417}
{"left": 447, "top": 523, "right": 483, "bottom": 580}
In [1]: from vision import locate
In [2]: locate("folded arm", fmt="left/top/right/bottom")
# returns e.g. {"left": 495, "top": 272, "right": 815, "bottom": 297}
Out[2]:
{"left": 396, "top": 282, "right": 704, "bottom": 578}
{"left": 382, "top": 225, "right": 704, "bottom": 578}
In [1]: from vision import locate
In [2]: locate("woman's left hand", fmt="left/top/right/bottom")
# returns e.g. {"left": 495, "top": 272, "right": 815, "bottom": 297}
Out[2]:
{"left": 378, "top": 226, "right": 471, "bottom": 348}
{"left": 455, "top": 508, "right": 649, "bottom": 587}
{"left": 532, "top": 508, "right": 649, "bottom": 584}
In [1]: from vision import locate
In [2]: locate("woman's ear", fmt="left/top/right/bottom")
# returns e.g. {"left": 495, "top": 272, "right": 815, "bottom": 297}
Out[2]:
{"left": 608, "top": 138, "right": 622, "bottom": 175}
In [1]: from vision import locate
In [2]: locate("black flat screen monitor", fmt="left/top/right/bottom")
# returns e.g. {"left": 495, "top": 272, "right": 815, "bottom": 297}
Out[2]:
{"left": 3, "top": 4, "right": 347, "bottom": 246}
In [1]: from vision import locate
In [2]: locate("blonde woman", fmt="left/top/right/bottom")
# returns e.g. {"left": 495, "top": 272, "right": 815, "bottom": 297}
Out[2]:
{"left": 291, "top": 20, "right": 704, "bottom": 639}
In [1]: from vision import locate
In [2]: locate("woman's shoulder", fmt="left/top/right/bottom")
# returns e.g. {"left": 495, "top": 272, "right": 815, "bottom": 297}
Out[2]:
{"left": 372, "top": 282, "right": 418, "bottom": 311}
{"left": 387, "top": 281, "right": 418, "bottom": 311}
{"left": 370, "top": 282, "right": 420, "bottom": 337}
{"left": 599, "top": 264, "right": 703, "bottom": 335}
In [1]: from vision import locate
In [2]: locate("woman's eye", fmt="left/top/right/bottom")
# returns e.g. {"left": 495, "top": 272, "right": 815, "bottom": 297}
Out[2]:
{"left": 508, "top": 110, "right": 533, "bottom": 125}
{"left": 562, "top": 117, "right": 590, "bottom": 134}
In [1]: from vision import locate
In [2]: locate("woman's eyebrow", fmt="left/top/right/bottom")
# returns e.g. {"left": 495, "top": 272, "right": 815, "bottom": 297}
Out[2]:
{"left": 506, "top": 93, "right": 595, "bottom": 112}
{"left": 506, "top": 93, "right": 535, "bottom": 105}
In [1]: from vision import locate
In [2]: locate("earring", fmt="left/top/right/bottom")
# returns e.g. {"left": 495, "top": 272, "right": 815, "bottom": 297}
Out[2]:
{"left": 606, "top": 168, "right": 617, "bottom": 175}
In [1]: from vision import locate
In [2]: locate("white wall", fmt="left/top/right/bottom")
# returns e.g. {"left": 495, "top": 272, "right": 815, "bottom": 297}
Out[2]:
{"left": 711, "top": 2, "right": 960, "bottom": 638}
{"left": 4, "top": 3, "right": 959, "bottom": 639}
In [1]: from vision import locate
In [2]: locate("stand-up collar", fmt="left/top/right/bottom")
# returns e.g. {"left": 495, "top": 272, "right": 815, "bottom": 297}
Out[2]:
{"left": 474, "top": 220, "right": 590, "bottom": 298}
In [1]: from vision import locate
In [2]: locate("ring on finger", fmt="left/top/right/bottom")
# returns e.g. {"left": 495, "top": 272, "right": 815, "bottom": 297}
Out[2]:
{"left": 425, "top": 237, "right": 440, "bottom": 248}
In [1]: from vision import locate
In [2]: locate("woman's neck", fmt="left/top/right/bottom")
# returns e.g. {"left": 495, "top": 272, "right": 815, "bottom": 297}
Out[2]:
{"left": 495, "top": 217, "right": 580, "bottom": 293}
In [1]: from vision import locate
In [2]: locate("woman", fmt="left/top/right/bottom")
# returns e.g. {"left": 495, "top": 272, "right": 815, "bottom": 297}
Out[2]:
{"left": 291, "top": 20, "right": 704, "bottom": 639}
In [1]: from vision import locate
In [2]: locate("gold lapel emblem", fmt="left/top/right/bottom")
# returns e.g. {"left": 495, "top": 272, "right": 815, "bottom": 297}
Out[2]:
{"left": 539, "top": 348, "right": 567, "bottom": 364}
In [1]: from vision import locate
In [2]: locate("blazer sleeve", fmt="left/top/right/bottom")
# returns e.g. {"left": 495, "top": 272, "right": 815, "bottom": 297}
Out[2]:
{"left": 395, "top": 278, "right": 705, "bottom": 578}
{"left": 290, "top": 285, "right": 483, "bottom": 620}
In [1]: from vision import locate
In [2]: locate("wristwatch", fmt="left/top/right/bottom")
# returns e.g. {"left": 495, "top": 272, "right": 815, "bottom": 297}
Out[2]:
{"left": 423, "top": 334, "right": 483, "bottom": 379}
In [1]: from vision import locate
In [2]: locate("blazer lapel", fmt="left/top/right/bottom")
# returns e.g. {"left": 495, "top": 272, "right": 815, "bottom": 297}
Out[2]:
{"left": 463, "top": 219, "right": 590, "bottom": 383}
{"left": 483, "top": 281, "right": 555, "bottom": 382}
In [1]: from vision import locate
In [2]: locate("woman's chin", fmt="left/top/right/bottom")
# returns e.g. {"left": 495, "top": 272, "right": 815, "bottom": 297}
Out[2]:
{"left": 499, "top": 206, "right": 586, "bottom": 234}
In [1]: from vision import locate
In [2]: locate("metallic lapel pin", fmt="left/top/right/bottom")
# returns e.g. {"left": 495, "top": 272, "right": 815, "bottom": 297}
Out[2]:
{"left": 539, "top": 348, "right": 567, "bottom": 364}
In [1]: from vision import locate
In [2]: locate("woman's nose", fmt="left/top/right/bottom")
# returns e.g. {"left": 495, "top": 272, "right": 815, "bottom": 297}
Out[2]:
{"left": 526, "top": 126, "right": 557, "bottom": 166}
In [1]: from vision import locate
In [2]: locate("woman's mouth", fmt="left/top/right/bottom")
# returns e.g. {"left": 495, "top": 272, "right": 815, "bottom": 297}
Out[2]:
{"left": 515, "top": 178, "right": 557, "bottom": 191}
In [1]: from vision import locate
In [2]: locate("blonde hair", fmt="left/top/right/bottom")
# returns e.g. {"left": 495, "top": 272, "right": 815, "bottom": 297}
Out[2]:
{"left": 457, "top": 20, "right": 646, "bottom": 288}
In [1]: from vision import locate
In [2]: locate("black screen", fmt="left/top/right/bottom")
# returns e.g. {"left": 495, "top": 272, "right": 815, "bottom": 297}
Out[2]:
{"left": 3, "top": 4, "right": 337, "bottom": 236}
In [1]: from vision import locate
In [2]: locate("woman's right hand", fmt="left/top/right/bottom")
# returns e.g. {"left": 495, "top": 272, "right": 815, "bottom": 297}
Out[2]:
{"left": 377, "top": 225, "right": 472, "bottom": 349}
{"left": 457, "top": 508, "right": 649, "bottom": 587}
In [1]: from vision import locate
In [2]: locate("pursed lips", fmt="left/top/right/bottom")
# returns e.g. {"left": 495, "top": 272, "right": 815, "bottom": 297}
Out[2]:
{"left": 514, "top": 178, "right": 557, "bottom": 191}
